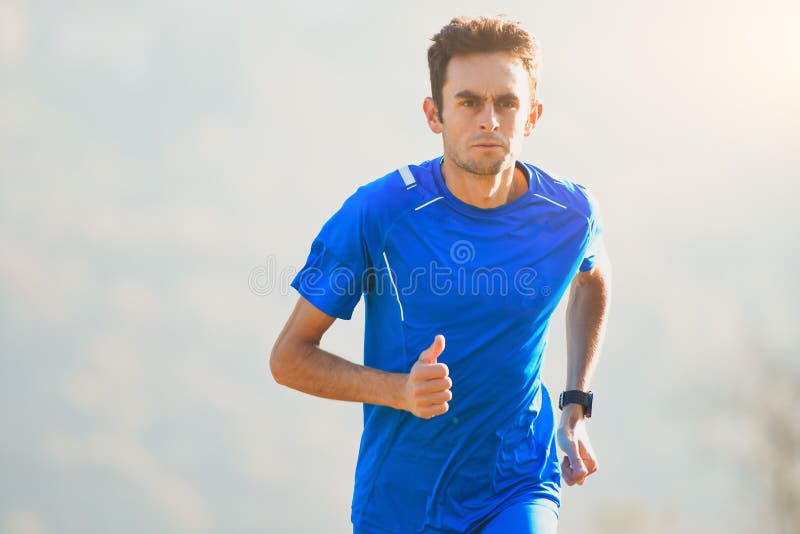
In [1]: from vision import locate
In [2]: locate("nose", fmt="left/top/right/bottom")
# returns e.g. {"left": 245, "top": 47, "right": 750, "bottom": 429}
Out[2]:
{"left": 478, "top": 103, "right": 500, "bottom": 132}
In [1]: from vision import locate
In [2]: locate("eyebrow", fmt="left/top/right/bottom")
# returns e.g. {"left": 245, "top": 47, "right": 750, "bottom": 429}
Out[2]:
{"left": 453, "top": 90, "right": 520, "bottom": 103}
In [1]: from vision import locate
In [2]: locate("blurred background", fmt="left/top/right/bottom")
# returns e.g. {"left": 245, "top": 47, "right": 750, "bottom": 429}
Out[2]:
{"left": 2, "top": 0, "right": 799, "bottom": 533}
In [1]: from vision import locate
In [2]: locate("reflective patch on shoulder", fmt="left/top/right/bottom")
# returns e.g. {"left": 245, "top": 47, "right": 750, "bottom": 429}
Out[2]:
{"left": 398, "top": 165, "right": 416, "bottom": 187}
{"left": 534, "top": 193, "right": 567, "bottom": 209}
{"left": 414, "top": 196, "right": 444, "bottom": 211}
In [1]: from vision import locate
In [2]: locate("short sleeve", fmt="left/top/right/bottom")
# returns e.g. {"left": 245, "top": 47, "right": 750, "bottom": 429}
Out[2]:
{"left": 578, "top": 193, "right": 605, "bottom": 272}
{"left": 290, "top": 188, "right": 370, "bottom": 320}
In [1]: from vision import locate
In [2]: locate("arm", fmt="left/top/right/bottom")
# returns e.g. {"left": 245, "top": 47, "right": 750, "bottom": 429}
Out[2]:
{"left": 270, "top": 296, "right": 452, "bottom": 418}
{"left": 557, "top": 251, "right": 612, "bottom": 485}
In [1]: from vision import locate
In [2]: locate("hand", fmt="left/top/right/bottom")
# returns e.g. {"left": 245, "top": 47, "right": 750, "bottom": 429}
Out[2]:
{"left": 402, "top": 335, "right": 452, "bottom": 419}
{"left": 556, "top": 406, "right": 598, "bottom": 485}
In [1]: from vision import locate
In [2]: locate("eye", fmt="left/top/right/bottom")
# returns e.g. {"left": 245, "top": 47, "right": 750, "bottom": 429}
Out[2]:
{"left": 461, "top": 99, "right": 476, "bottom": 107}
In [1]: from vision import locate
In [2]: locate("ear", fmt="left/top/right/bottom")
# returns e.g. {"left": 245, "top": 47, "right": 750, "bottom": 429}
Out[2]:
{"left": 524, "top": 100, "right": 543, "bottom": 136}
{"left": 423, "top": 97, "right": 443, "bottom": 134}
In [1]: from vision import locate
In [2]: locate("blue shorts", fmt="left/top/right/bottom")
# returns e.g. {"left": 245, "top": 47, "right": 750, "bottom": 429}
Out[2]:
{"left": 353, "top": 498, "right": 559, "bottom": 534}
{"left": 474, "top": 499, "right": 559, "bottom": 534}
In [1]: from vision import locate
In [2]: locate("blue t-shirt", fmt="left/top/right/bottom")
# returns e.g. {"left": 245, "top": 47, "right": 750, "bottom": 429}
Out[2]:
{"left": 290, "top": 157, "right": 603, "bottom": 534}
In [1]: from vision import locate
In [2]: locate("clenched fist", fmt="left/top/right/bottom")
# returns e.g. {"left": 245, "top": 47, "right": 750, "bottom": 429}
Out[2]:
{"left": 557, "top": 406, "right": 599, "bottom": 486}
{"left": 402, "top": 335, "right": 452, "bottom": 419}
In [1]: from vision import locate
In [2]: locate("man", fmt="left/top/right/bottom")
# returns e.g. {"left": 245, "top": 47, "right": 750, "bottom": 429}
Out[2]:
{"left": 271, "top": 15, "right": 611, "bottom": 534}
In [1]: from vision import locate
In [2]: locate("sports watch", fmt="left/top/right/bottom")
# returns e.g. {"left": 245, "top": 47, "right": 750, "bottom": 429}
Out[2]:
{"left": 558, "top": 390, "right": 593, "bottom": 418}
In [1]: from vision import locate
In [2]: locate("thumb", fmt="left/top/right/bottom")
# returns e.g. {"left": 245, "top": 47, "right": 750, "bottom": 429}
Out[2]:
{"left": 418, "top": 334, "right": 446, "bottom": 364}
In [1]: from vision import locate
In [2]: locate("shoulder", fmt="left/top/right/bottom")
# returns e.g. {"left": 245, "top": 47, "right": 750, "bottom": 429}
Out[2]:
{"left": 321, "top": 157, "right": 442, "bottom": 249}
{"left": 523, "top": 162, "right": 600, "bottom": 220}
{"left": 349, "top": 157, "right": 442, "bottom": 217}
{"left": 359, "top": 157, "right": 439, "bottom": 198}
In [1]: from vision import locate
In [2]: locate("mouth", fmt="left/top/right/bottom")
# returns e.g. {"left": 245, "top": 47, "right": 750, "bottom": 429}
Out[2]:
{"left": 472, "top": 143, "right": 503, "bottom": 149}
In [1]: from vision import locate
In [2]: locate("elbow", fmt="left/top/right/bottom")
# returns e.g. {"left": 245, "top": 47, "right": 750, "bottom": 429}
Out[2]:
{"left": 270, "top": 333, "right": 310, "bottom": 387}
{"left": 269, "top": 336, "right": 289, "bottom": 385}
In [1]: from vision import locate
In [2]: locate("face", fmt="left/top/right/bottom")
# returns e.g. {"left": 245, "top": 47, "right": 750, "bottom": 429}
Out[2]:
{"left": 424, "top": 52, "right": 543, "bottom": 176}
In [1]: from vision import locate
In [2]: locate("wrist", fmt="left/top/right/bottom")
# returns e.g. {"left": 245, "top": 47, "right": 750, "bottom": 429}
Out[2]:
{"left": 560, "top": 403, "right": 586, "bottom": 424}
{"left": 388, "top": 372, "right": 411, "bottom": 412}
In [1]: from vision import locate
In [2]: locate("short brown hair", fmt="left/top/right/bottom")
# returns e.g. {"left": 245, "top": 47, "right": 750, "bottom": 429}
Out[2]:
{"left": 427, "top": 16, "right": 541, "bottom": 121}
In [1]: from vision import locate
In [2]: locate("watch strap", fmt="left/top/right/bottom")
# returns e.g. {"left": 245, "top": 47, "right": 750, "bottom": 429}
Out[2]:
{"left": 559, "top": 390, "right": 593, "bottom": 418}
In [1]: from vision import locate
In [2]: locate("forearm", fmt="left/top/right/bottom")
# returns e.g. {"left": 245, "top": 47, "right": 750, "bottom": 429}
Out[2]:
{"left": 270, "top": 339, "right": 407, "bottom": 410}
{"left": 556, "top": 263, "right": 611, "bottom": 485}
{"left": 565, "top": 266, "right": 611, "bottom": 393}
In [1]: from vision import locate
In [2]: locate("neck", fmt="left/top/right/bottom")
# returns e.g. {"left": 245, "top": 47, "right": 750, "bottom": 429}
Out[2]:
{"left": 440, "top": 157, "right": 526, "bottom": 209}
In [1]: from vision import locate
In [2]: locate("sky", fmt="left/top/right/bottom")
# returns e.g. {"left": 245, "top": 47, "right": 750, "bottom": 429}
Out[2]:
{"left": 1, "top": 1, "right": 799, "bottom": 533}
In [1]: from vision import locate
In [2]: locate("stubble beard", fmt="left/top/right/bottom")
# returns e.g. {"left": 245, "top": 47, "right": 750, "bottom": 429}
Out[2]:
{"left": 444, "top": 135, "right": 513, "bottom": 177}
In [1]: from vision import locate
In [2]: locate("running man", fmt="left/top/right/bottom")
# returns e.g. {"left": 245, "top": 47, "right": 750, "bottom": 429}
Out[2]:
{"left": 271, "top": 15, "right": 611, "bottom": 534}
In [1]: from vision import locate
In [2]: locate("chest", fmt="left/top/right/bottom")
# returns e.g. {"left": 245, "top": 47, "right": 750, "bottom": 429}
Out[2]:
{"left": 372, "top": 204, "right": 588, "bottom": 331}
